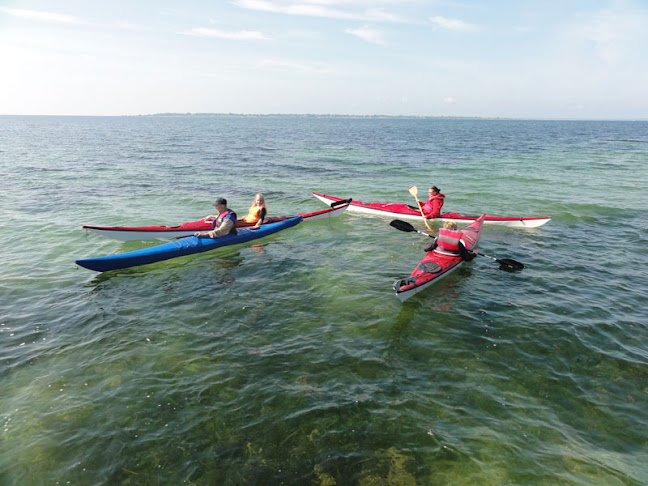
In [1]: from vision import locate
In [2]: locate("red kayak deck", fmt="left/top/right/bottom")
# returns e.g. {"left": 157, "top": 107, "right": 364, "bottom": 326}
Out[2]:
{"left": 83, "top": 201, "right": 350, "bottom": 241}
{"left": 312, "top": 192, "right": 550, "bottom": 228}
{"left": 394, "top": 213, "right": 485, "bottom": 301}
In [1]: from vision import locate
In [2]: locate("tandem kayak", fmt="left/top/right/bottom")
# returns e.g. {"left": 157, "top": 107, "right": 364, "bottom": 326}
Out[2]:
{"left": 76, "top": 216, "right": 302, "bottom": 272}
{"left": 83, "top": 199, "right": 350, "bottom": 241}
{"left": 313, "top": 192, "right": 550, "bottom": 228}
{"left": 393, "top": 213, "right": 485, "bottom": 302}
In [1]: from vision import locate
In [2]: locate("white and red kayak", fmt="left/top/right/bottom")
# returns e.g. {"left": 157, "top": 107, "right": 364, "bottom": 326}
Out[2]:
{"left": 312, "top": 192, "right": 550, "bottom": 228}
{"left": 393, "top": 213, "right": 485, "bottom": 302}
{"left": 83, "top": 199, "right": 350, "bottom": 241}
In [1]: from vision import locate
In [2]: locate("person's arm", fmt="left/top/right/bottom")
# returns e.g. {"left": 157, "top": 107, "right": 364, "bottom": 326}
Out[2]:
{"left": 458, "top": 241, "right": 476, "bottom": 261}
{"left": 423, "top": 236, "right": 438, "bottom": 252}
{"left": 208, "top": 217, "right": 235, "bottom": 238}
{"left": 252, "top": 208, "right": 267, "bottom": 229}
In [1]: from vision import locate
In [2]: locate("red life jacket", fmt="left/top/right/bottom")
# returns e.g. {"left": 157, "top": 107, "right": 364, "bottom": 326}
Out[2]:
{"left": 422, "top": 194, "right": 445, "bottom": 218}
{"left": 435, "top": 228, "right": 462, "bottom": 255}
{"left": 213, "top": 209, "right": 238, "bottom": 235}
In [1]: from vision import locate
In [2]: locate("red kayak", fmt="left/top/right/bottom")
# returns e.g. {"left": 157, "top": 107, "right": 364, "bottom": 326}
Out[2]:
{"left": 83, "top": 199, "right": 350, "bottom": 241}
{"left": 313, "top": 192, "right": 550, "bottom": 228}
{"left": 393, "top": 213, "right": 485, "bottom": 302}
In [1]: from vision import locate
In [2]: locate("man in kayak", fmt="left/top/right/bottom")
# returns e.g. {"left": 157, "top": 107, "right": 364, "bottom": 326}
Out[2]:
{"left": 238, "top": 193, "right": 267, "bottom": 229}
{"left": 424, "top": 221, "right": 476, "bottom": 261}
{"left": 195, "top": 197, "right": 238, "bottom": 238}
{"left": 420, "top": 186, "right": 445, "bottom": 218}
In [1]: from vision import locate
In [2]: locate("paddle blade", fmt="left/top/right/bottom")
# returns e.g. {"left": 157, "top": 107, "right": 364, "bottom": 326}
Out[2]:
{"left": 390, "top": 219, "right": 416, "bottom": 232}
{"left": 408, "top": 185, "right": 418, "bottom": 197}
{"left": 477, "top": 252, "right": 525, "bottom": 271}
{"left": 498, "top": 259, "right": 525, "bottom": 271}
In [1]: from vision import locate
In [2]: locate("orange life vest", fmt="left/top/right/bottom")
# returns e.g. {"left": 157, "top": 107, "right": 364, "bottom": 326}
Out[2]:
{"left": 240, "top": 204, "right": 267, "bottom": 223}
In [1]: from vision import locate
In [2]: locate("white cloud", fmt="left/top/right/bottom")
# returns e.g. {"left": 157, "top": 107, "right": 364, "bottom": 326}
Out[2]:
{"left": 362, "top": 8, "right": 406, "bottom": 23}
{"left": 257, "top": 59, "right": 331, "bottom": 73}
{"left": 514, "top": 25, "right": 534, "bottom": 33}
{"left": 0, "top": 7, "right": 88, "bottom": 25}
{"left": 291, "top": 0, "right": 406, "bottom": 4}
{"left": 115, "top": 21, "right": 148, "bottom": 32}
{"left": 233, "top": 0, "right": 408, "bottom": 22}
{"left": 282, "top": 29, "right": 324, "bottom": 41}
{"left": 346, "top": 25, "right": 386, "bottom": 45}
{"left": 189, "top": 28, "right": 268, "bottom": 40}
{"left": 429, "top": 15, "right": 477, "bottom": 32}
{"left": 444, "top": 97, "right": 455, "bottom": 104}
{"left": 573, "top": 8, "right": 648, "bottom": 64}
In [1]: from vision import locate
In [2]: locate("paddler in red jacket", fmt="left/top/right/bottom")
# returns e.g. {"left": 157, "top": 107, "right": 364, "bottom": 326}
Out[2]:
{"left": 195, "top": 197, "right": 238, "bottom": 238}
{"left": 420, "top": 186, "right": 445, "bottom": 218}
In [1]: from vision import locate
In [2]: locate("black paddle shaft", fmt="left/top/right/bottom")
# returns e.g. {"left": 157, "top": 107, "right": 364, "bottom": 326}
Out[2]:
{"left": 390, "top": 219, "right": 524, "bottom": 270}
{"left": 330, "top": 198, "right": 353, "bottom": 208}
{"left": 389, "top": 219, "right": 434, "bottom": 237}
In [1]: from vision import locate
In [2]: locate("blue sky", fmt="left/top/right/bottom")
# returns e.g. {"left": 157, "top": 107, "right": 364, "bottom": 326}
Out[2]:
{"left": 1, "top": 0, "right": 647, "bottom": 119}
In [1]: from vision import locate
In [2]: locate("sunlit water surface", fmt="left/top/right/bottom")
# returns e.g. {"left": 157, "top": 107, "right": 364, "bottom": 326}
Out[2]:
{"left": 1, "top": 116, "right": 647, "bottom": 485}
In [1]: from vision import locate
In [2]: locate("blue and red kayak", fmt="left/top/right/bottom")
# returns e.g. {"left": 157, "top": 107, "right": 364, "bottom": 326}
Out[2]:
{"left": 76, "top": 216, "right": 302, "bottom": 272}
{"left": 393, "top": 214, "right": 485, "bottom": 302}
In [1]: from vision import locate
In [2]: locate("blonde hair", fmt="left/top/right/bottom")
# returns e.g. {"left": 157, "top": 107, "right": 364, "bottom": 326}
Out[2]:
{"left": 254, "top": 193, "right": 265, "bottom": 205}
{"left": 443, "top": 221, "right": 457, "bottom": 230}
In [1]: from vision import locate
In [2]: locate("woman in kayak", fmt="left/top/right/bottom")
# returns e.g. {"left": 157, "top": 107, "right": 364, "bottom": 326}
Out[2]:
{"left": 239, "top": 193, "right": 267, "bottom": 229}
{"left": 424, "top": 221, "right": 476, "bottom": 261}
{"left": 195, "top": 197, "right": 238, "bottom": 238}
{"left": 420, "top": 186, "right": 445, "bottom": 218}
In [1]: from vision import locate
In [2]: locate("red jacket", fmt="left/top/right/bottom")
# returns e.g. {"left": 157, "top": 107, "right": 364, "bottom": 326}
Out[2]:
{"left": 422, "top": 193, "right": 445, "bottom": 218}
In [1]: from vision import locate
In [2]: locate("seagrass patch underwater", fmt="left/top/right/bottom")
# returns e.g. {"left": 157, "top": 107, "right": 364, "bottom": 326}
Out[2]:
{"left": 0, "top": 115, "right": 647, "bottom": 485}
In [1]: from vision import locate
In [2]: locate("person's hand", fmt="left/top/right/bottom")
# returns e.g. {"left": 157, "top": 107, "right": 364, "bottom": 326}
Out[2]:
{"left": 194, "top": 232, "right": 202, "bottom": 237}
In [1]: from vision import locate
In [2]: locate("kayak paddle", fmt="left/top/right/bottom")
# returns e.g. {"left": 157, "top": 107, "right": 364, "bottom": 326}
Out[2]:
{"left": 408, "top": 185, "right": 433, "bottom": 231}
{"left": 330, "top": 198, "right": 352, "bottom": 208}
{"left": 389, "top": 219, "right": 524, "bottom": 271}
{"left": 474, "top": 252, "right": 524, "bottom": 270}
{"left": 389, "top": 219, "right": 434, "bottom": 237}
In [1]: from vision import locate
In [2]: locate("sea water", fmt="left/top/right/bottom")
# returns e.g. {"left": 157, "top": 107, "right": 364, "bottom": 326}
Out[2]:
{"left": 0, "top": 115, "right": 647, "bottom": 485}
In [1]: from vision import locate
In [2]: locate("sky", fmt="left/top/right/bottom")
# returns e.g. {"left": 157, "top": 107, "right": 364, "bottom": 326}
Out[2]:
{"left": 1, "top": 0, "right": 647, "bottom": 119}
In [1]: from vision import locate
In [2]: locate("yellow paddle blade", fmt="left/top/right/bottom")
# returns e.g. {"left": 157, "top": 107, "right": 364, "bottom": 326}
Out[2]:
{"left": 408, "top": 185, "right": 432, "bottom": 230}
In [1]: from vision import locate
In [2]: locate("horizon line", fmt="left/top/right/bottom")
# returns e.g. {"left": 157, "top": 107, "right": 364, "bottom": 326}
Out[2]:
{"left": 1, "top": 113, "right": 646, "bottom": 122}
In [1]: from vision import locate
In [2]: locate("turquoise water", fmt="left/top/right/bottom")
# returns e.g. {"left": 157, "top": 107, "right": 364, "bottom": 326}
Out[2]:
{"left": 1, "top": 115, "right": 647, "bottom": 485}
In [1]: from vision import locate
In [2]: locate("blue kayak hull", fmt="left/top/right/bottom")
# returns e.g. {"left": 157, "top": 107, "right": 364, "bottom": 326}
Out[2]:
{"left": 76, "top": 216, "right": 302, "bottom": 272}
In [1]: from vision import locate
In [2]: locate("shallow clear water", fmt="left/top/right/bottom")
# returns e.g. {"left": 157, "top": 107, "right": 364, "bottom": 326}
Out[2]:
{"left": 1, "top": 115, "right": 647, "bottom": 485}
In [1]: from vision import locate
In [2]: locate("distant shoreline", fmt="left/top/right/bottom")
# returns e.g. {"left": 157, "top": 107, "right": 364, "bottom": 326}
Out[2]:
{"left": 1, "top": 113, "right": 646, "bottom": 122}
